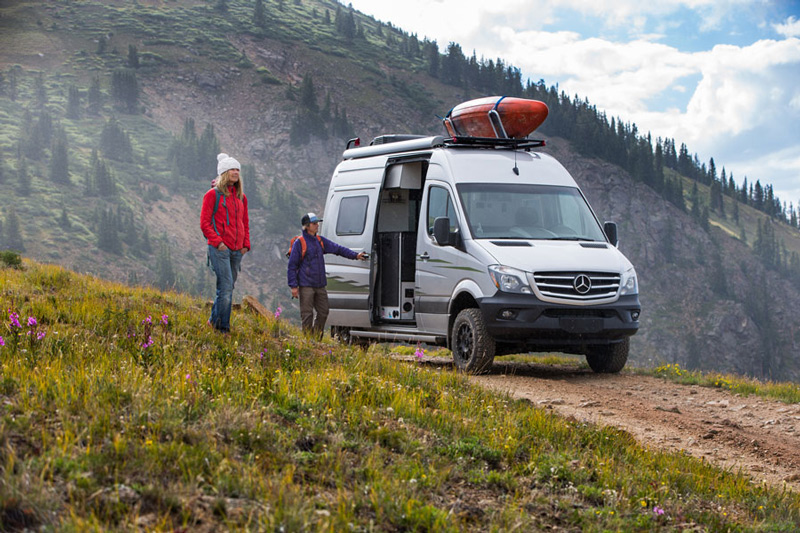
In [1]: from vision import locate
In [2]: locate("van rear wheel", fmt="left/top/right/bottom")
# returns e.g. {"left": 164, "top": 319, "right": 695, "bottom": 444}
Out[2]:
{"left": 585, "top": 338, "right": 629, "bottom": 373}
{"left": 451, "top": 308, "right": 495, "bottom": 374}
{"left": 331, "top": 326, "right": 370, "bottom": 349}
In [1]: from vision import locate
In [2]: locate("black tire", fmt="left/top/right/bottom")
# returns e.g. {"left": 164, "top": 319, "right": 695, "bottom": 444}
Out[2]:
{"left": 585, "top": 338, "right": 629, "bottom": 373}
{"left": 331, "top": 326, "right": 370, "bottom": 348}
{"left": 451, "top": 308, "right": 495, "bottom": 374}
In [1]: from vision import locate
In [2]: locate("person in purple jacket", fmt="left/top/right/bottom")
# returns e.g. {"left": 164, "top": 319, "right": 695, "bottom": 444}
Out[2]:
{"left": 287, "top": 212, "right": 366, "bottom": 337}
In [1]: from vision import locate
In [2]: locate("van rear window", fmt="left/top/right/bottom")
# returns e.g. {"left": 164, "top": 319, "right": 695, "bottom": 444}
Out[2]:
{"left": 336, "top": 195, "right": 369, "bottom": 236}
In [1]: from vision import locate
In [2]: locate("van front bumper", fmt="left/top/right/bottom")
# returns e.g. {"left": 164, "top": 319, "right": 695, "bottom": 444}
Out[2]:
{"left": 477, "top": 293, "right": 640, "bottom": 349}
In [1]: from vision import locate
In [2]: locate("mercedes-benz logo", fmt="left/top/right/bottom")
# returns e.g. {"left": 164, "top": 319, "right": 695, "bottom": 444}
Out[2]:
{"left": 573, "top": 274, "right": 592, "bottom": 295}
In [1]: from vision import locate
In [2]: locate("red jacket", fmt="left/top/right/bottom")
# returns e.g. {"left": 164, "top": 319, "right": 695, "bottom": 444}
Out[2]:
{"left": 200, "top": 186, "right": 251, "bottom": 251}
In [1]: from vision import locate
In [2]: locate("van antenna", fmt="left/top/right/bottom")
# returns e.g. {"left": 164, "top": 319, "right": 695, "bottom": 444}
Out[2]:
{"left": 513, "top": 149, "right": 519, "bottom": 175}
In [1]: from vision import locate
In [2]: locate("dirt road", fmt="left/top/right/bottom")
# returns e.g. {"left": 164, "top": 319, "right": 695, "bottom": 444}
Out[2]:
{"left": 406, "top": 357, "right": 800, "bottom": 491}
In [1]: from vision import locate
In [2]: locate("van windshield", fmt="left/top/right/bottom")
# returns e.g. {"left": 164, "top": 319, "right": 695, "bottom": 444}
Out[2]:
{"left": 456, "top": 183, "right": 607, "bottom": 241}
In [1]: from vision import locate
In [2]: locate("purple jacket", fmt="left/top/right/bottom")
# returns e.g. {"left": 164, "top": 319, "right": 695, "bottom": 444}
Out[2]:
{"left": 287, "top": 230, "right": 359, "bottom": 288}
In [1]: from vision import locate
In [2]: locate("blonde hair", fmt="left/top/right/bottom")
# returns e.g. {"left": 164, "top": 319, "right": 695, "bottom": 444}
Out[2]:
{"left": 216, "top": 169, "right": 244, "bottom": 199}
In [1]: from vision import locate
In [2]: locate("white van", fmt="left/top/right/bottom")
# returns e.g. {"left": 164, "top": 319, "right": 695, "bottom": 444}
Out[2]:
{"left": 319, "top": 135, "right": 640, "bottom": 374}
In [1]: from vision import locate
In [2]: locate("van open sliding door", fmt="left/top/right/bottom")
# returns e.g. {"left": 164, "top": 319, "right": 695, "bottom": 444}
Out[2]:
{"left": 374, "top": 160, "right": 425, "bottom": 325}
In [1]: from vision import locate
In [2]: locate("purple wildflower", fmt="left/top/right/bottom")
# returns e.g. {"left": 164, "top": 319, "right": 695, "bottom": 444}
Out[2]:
{"left": 161, "top": 314, "right": 169, "bottom": 326}
{"left": 0, "top": 336, "right": 5, "bottom": 347}
{"left": 37, "top": 331, "right": 46, "bottom": 341}
{"left": 141, "top": 336, "right": 154, "bottom": 349}
{"left": 142, "top": 315, "right": 152, "bottom": 325}
{"left": 27, "top": 316, "right": 37, "bottom": 327}
{"left": 185, "top": 373, "right": 191, "bottom": 381}
{"left": 9, "top": 312, "right": 21, "bottom": 329}
{"left": 274, "top": 307, "right": 282, "bottom": 319}
{"left": 415, "top": 346, "right": 425, "bottom": 359}
{"left": 653, "top": 506, "right": 665, "bottom": 516}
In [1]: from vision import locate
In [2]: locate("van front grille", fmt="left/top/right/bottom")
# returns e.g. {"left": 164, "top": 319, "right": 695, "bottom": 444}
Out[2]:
{"left": 533, "top": 271, "right": 620, "bottom": 301}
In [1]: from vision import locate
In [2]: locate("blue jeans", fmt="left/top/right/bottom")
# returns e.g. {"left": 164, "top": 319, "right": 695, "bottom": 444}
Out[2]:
{"left": 208, "top": 245, "right": 243, "bottom": 332}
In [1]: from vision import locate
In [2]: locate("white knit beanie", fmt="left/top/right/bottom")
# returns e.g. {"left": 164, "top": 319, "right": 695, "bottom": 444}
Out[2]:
{"left": 217, "top": 153, "right": 240, "bottom": 176}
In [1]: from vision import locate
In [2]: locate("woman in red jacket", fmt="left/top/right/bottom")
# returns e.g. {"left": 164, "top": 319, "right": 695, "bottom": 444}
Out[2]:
{"left": 200, "top": 153, "right": 251, "bottom": 333}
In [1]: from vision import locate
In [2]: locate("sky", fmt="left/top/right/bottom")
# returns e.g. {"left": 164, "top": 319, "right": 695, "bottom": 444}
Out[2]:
{"left": 347, "top": 0, "right": 800, "bottom": 208}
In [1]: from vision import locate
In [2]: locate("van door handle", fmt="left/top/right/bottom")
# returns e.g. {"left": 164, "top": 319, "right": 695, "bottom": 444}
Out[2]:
{"left": 420, "top": 252, "right": 430, "bottom": 261}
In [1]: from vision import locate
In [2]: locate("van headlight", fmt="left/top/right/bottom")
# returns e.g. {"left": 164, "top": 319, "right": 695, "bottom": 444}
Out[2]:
{"left": 620, "top": 267, "right": 638, "bottom": 295}
{"left": 489, "top": 265, "right": 532, "bottom": 294}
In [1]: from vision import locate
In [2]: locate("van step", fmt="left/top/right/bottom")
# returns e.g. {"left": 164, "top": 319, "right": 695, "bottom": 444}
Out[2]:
{"left": 350, "top": 330, "right": 445, "bottom": 345}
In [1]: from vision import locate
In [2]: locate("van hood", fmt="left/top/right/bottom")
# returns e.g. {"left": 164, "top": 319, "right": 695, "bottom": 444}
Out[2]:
{"left": 475, "top": 239, "right": 632, "bottom": 273}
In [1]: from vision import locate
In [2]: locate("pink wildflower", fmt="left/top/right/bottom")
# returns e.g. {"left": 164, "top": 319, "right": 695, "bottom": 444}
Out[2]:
{"left": 141, "top": 336, "right": 154, "bottom": 349}
{"left": 142, "top": 315, "right": 152, "bottom": 325}
{"left": 37, "top": 331, "right": 46, "bottom": 341}
{"left": 274, "top": 307, "right": 282, "bottom": 319}
{"left": 415, "top": 346, "right": 424, "bottom": 359}
{"left": 27, "top": 316, "right": 37, "bottom": 327}
{"left": 653, "top": 506, "right": 665, "bottom": 516}
{"left": 9, "top": 312, "right": 21, "bottom": 329}
{"left": 0, "top": 336, "right": 4, "bottom": 347}
{"left": 161, "top": 314, "right": 169, "bottom": 325}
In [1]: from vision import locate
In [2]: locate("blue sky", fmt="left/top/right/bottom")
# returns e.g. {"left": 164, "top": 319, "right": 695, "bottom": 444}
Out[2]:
{"left": 347, "top": 0, "right": 800, "bottom": 208}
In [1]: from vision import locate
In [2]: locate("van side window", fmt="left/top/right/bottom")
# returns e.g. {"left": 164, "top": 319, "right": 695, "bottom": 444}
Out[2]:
{"left": 336, "top": 195, "right": 369, "bottom": 236}
{"left": 427, "top": 186, "right": 458, "bottom": 235}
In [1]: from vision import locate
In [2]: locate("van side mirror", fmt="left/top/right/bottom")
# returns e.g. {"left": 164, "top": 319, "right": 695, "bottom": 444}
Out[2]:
{"left": 433, "top": 217, "right": 451, "bottom": 246}
{"left": 604, "top": 221, "right": 618, "bottom": 247}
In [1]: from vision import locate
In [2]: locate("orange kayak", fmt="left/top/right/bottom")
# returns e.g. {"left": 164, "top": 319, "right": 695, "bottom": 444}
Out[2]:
{"left": 443, "top": 96, "right": 549, "bottom": 139}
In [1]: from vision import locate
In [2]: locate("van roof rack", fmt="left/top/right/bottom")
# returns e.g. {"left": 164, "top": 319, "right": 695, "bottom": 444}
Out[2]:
{"left": 444, "top": 136, "right": 546, "bottom": 150}
{"left": 370, "top": 134, "right": 426, "bottom": 145}
{"left": 343, "top": 136, "right": 445, "bottom": 160}
{"left": 342, "top": 135, "right": 545, "bottom": 160}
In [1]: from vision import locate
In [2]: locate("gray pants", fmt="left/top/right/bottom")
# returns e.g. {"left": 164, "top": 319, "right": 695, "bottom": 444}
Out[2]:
{"left": 299, "top": 286, "right": 329, "bottom": 336}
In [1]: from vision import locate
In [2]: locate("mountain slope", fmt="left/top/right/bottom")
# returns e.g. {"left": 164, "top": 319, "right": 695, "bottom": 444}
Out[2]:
{"left": 1, "top": 0, "right": 799, "bottom": 380}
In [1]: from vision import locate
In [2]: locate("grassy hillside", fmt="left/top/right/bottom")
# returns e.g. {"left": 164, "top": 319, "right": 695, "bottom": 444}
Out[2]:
{"left": 2, "top": 258, "right": 800, "bottom": 530}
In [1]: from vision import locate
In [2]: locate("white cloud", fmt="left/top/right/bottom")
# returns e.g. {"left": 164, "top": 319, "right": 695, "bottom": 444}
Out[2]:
{"left": 346, "top": 0, "right": 800, "bottom": 200}
{"left": 774, "top": 16, "right": 800, "bottom": 38}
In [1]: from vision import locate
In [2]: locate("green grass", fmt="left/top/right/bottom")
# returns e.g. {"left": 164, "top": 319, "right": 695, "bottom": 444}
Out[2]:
{"left": 639, "top": 363, "right": 800, "bottom": 405}
{"left": 2, "top": 259, "right": 800, "bottom": 531}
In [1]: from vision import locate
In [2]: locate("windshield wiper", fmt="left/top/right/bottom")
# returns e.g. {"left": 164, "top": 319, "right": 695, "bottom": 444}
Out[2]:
{"left": 548, "top": 236, "right": 597, "bottom": 241}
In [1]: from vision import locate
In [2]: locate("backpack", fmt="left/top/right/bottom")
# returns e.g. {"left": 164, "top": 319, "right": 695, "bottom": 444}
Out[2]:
{"left": 286, "top": 234, "right": 324, "bottom": 259}
{"left": 210, "top": 189, "right": 228, "bottom": 237}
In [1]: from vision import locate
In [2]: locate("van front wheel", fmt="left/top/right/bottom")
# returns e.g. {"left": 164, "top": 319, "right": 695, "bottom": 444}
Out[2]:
{"left": 585, "top": 338, "right": 629, "bottom": 373}
{"left": 451, "top": 308, "right": 495, "bottom": 374}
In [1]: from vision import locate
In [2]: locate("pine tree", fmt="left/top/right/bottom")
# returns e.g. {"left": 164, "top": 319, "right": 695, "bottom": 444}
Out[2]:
{"left": 88, "top": 77, "right": 102, "bottom": 115}
{"left": 100, "top": 118, "right": 133, "bottom": 161}
{"left": 0, "top": 148, "right": 5, "bottom": 185}
{"left": 18, "top": 157, "right": 31, "bottom": 197}
{"left": 127, "top": 44, "right": 139, "bottom": 69}
{"left": 214, "top": 0, "right": 228, "bottom": 12}
{"left": 66, "top": 85, "right": 81, "bottom": 119}
{"left": 58, "top": 207, "right": 71, "bottom": 230}
{"left": 49, "top": 128, "right": 70, "bottom": 184}
{"left": 155, "top": 240, "right": 176, "bottom": 290}
{"left": 97, "top": 208, "right": 122, "bottom": 254}
{"left": 34, "top": 72, "right": 47, "bottom": 108}
{"left": 93, "top": 156, "right": 116, "bottom": 197}
{"left": 141, "top": 227, "right": 153, "bottom": 255}
{"left": 709, "top": 247, "right": 727, "bottom": 297}
{"left": 197, "top": 123, "right": 220, "bottom": 179}
{"left": 4, "top": 208, "right": 25, "bottom": 252}
{"left": 254, "top": 0, "right": 267, "bottom": 28}
{"left": 111, "top": 68, "right": 139, "bottom": 114}
{"left": 6, "top": 66, "right": 19, "bottom": 101}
